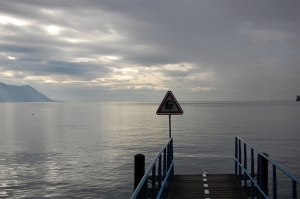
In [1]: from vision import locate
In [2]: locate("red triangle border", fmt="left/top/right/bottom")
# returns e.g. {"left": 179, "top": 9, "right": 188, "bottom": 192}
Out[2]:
{"left": 156, "top": 91, "right": 184, "bottom": 115}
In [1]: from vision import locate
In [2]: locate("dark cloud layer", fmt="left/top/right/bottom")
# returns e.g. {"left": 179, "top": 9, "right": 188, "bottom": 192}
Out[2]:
{"left": 0, "top": 1, "right": 299, "bottom": 101}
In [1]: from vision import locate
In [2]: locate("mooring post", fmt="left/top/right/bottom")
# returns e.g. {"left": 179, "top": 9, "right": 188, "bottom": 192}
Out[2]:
{"left": 257, "top": 153, "right": 269, "bottom": 198}
{"left": 134, "top": 154, "right": 145, "bottom": 199}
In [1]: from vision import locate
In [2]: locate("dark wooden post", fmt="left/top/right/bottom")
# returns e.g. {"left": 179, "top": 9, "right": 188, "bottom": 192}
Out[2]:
{"left": 257, "top": 153, "right": 269, "bottom": 198}
{"left": 134, "top": 154, "right": 145, "bottom": 199}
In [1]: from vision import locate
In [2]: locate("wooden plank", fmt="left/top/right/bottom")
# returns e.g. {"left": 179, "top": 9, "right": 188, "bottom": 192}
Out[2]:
{"left": 168, "top": 174, "right": 248, "bottom": 199}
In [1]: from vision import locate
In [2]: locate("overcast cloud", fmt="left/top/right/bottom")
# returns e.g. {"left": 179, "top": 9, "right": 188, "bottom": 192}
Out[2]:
{"left": 0, "top": 1, "right": 299, "bottom": 101}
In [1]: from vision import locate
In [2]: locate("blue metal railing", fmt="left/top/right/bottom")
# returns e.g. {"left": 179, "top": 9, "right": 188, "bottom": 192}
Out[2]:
{"left": 130, "top": 138, "right": 174, "bottom": 199}
{"left": 235, "top": 136, "right": 300, "bottom": 199}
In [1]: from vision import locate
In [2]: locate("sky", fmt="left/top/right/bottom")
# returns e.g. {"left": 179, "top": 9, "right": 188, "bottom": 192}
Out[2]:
{"left": 0, "top": 1, "right": 299, "bottom": 102}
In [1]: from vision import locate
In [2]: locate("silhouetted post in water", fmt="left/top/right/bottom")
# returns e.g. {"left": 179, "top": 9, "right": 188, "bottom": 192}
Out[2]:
{"left": 257, "top": 153, "right": 269, "bottom": 199}
{"left": 134, "top": 154, "right": 145, "bottom": 199}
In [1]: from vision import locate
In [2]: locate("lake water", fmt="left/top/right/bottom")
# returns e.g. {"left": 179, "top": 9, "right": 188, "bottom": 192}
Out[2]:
{"left": 0, "top": 102, "right": 299, "bottom": 198}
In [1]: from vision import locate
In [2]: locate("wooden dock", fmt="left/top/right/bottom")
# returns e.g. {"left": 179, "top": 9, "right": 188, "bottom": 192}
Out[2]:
{"left": 168, "top": 174, "right": 248, "bottom": 199}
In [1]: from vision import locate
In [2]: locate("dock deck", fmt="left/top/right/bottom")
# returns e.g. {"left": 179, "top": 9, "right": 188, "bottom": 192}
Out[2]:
{"left": 168, "top": 174, "right": 248, "bottom": 199}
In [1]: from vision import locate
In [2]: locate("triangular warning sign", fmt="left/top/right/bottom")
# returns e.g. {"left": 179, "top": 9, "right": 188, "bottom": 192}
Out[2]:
{"left": 156, "top": 91, "right": 184, "bottom": 115}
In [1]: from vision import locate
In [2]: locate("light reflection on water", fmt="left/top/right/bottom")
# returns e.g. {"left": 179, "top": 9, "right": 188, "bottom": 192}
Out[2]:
{"left": 0, "top": 102, "right": 299, "bottom": 198}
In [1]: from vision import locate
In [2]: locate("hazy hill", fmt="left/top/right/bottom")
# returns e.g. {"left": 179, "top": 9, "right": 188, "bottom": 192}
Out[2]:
{"left": 0, "top": 82, "right": 56, "bottom": 102}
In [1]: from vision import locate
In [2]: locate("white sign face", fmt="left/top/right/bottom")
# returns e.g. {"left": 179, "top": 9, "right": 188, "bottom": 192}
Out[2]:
{"left": 156, "top": 91, "right": 183, "bottom": 115}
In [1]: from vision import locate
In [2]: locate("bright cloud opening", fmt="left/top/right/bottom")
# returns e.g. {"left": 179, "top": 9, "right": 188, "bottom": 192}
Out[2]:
{"left": 2, "top": 71, "right": 14, "bottom": 77}
{"left": 115, "top": 67, "right": 138, "bottom": 73}
{"left": 161, "top": 63, "right": 194, "bottom": 71}
{"left": 46, "top": 25, "right": 61, "bottom": 35}
{"left": 64, "top": 38, "right": 87, "bottom": 43}
{"left": 0, "top": 16, "right": 28, "bottom": 26}
{"left": 101, "top": 56, "right": 123, "bottom": 62}
{"left": 73, "top": 57, "right": 96, "bottom": 63}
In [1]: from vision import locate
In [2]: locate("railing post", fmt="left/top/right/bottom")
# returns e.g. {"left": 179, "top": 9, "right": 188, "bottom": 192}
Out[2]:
{"left": 292, "top": 180, "right": 297, "bottom": 199}
{"left": 158, "top": 155, "right": 162, "bottom": 194}
{"left": 152, "top": 165, "right": 156, "bottom": 199}
{"left": 244, "top": 143, "right": 247, "bottom": 192}
{"left": 167, "top": 142, "right": 171, "bottom": 195}
{"left": 235, "top": 136, "right": 238, "bottom": 177}
{"left": 238, "top": 139, "right": 242, "bottom": 184}
{"left": 251, "top": 148, "right": 255, "bottom": 199}
{"left": 257, "top": 153, "right": 269, "bottom": 199}
{"left": 134, "top": 154, "right": 145, "bottom": 199}
{"left": 171, "top": 139, "right": 174, "bottom": 182}
{"left": 144, "top": 179, "right": 148, "bottom": 199}
{"left": 163, "top": 148, "right": 166, "bottom": 198}
{"left": 273, "top": 165, "right": 277, "bottom": 199}
{"left": 163, "top": 148, "right": 166, "bottom": 177}
{"left": 258, "top": 154, "right": 262, "bottom": 199}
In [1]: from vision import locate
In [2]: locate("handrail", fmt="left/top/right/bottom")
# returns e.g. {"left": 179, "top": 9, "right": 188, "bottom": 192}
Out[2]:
{"left": 237, "top": 137, "right": 300, "bottom": 183}
{"left": 235, "top": 136, "right": 300, "bottom": 199}
{"left": 130, "top": 138, "right": 174, "bottom": 199}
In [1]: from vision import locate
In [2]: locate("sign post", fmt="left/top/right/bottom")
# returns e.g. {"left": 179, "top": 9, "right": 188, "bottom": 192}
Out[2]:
{"left": 156, "top": 91, "right": 183, "bottom": 138}
{"left": 169, "top": 115, "right": 171, "bottom": 139}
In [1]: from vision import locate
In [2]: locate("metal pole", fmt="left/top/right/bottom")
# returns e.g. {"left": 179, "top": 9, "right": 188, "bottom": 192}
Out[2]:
{"left": 169, "top": 115, "right": 171, "bottom": 138}
{"left": 257, "top": 153, "right": 269, "bottom": 199}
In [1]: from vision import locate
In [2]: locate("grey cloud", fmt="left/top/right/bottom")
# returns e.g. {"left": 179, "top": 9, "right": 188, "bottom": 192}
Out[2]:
{"left": 0, "top": 0, "right": 298, "bottom": 101}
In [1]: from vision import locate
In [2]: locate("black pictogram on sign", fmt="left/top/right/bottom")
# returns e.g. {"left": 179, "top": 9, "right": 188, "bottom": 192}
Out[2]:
{"left": 156, "top": 91, "right": 183, "bottom": 115}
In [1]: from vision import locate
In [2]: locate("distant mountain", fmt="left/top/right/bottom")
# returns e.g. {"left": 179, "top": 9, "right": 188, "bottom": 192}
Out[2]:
{"left": 0, "top": 82, "right": 56, "bottom": 102}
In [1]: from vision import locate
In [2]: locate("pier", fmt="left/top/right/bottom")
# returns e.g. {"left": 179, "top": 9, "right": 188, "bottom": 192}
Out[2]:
{"left": 130, "top": 136, "right": 300, "bottom": 199}
{"left": 169, "top": 174, "right": 247, "bottom": 199}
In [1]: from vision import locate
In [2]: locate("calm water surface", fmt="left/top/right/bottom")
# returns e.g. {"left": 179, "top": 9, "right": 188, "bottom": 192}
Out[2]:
{"left": 0, "top": 102, "right": 299, "bottom": 198}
